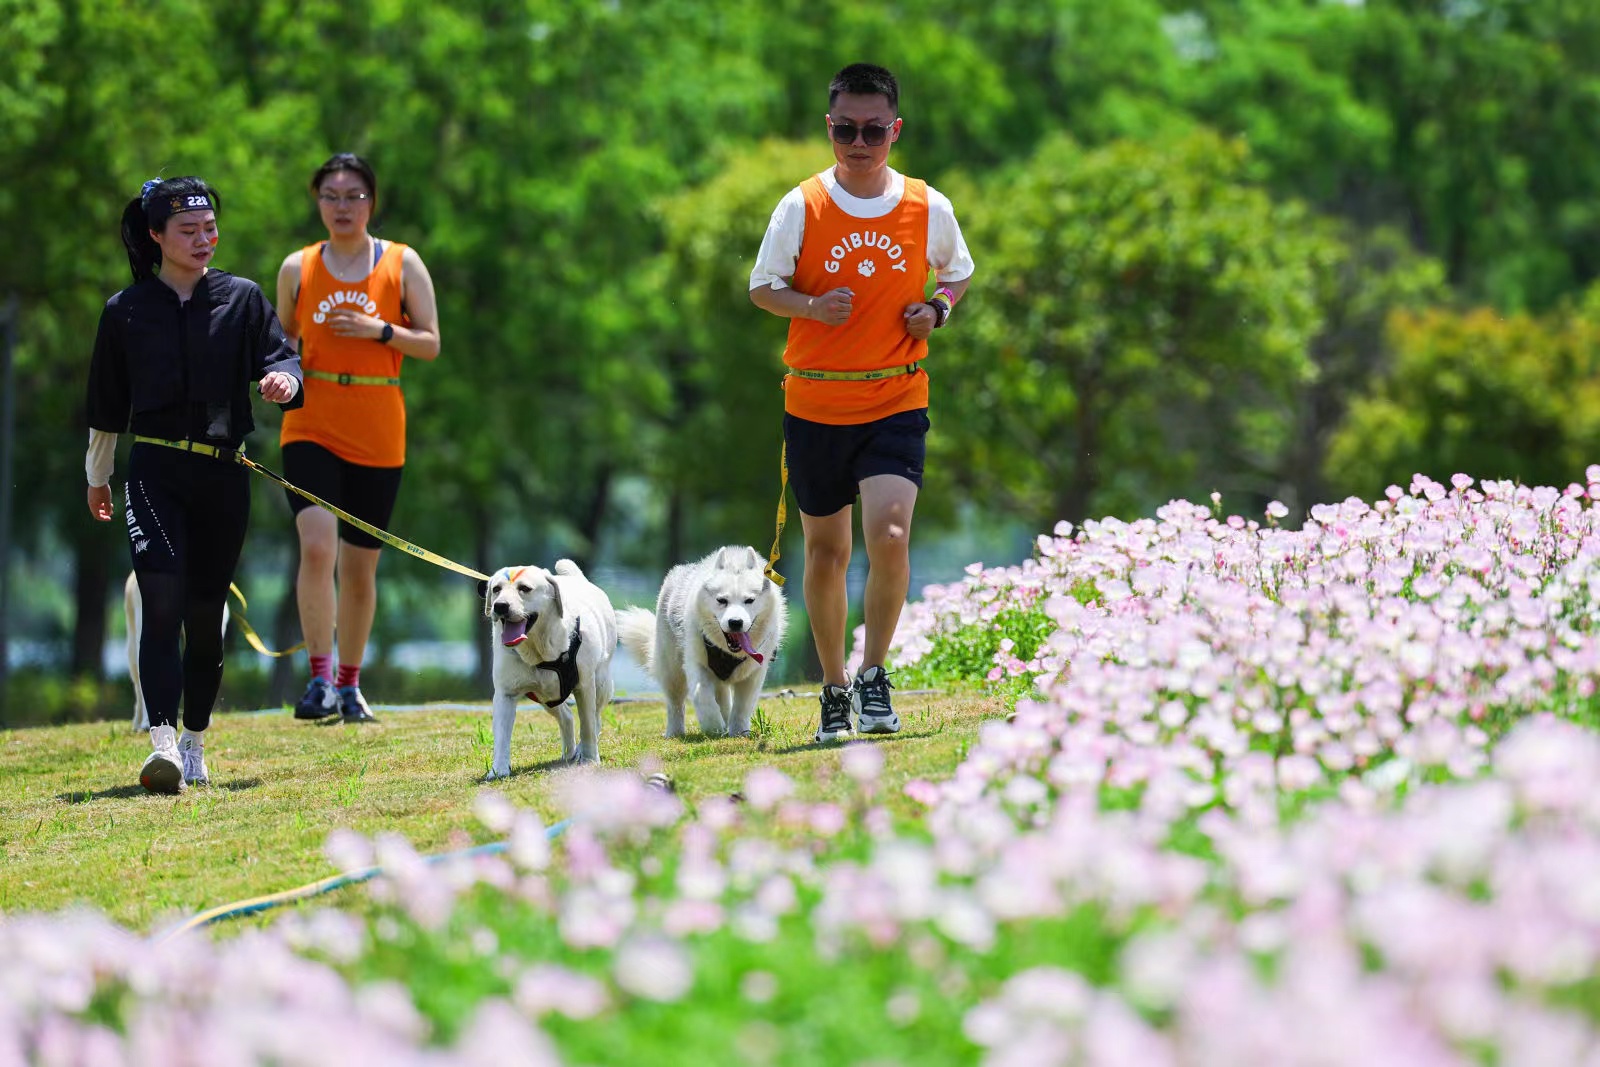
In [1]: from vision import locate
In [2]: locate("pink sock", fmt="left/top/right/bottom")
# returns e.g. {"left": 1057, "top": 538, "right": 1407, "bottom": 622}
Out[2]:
{"left": 336, "top": 663, "right": 361, "bottom": 690}
{"left": 309, "top": 654, "right": 333, "bottom": 683}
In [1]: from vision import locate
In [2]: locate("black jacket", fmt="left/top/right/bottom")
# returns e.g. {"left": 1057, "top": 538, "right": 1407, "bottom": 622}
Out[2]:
{"left": 86, "top": 270, "right": 303, "bottom": 449}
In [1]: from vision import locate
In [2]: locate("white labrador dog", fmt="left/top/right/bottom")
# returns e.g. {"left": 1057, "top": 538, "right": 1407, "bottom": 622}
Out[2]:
{"left": 618, "top": 545, "right": 787, "bottom": 738}
{"left": 480, "top": 560, "right": 618, "bottom": 777}
{"left": 127, "top": 572, "right": 229, "bottom": 732}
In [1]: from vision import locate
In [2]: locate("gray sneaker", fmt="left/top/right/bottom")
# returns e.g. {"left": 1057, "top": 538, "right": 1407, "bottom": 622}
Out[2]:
{"left": 294, "top": 676, "right": 339, "bottom": 720}
{"left": 339, "top": 686, "right": 378, "bottom": 724}
{"left": 814, "top": 684, "right": 855, "bottom": 743}
{"left": 140, "top": 725, "right": 184, "bottom": 794}
{"left": 853, "top": 666, "right": 901, "bottom": 735}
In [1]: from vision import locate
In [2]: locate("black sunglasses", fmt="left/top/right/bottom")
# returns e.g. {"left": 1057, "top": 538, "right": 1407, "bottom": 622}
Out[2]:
{"left": 829, "top": 119, "right": 894, "bottom": 147}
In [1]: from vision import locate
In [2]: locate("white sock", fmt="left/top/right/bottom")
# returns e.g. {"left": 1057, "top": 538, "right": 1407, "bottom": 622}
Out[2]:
{"left": 180, "top": 727, "right": 205, "bottom": 748}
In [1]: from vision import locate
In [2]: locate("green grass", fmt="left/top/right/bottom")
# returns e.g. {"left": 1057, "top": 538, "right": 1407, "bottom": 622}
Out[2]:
{"left": 0, "top": 690, "right": 1003, "bottom": 930}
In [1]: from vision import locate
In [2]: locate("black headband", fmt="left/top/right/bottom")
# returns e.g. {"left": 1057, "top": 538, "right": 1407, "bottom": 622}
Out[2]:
{"left": 145, "top": 189, "right": 215, "bottom": 228}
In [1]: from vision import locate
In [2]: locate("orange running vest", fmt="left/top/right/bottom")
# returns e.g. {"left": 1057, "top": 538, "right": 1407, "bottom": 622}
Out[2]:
{"left": 781, "top": 174, "right": 932, "bottom": 425}
{"left": 280, "top": 240, "right": 408, "bottom": 467}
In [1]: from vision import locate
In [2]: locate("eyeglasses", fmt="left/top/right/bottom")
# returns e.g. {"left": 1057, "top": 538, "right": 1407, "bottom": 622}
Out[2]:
{"left": 828, "top": 119, "right": 895, "bottom": 147}
{"left": 317, "top": 192, "right": 370, "bottom": 206}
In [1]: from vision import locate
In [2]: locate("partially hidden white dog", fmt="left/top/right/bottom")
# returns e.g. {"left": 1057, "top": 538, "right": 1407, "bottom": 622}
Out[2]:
{"left": 127, "top": 572, "right": 229, "bottom": 732}
{"left": 480, "top": 560, "right": 618, "bottom": 777}
{"left": 618, "top": 545, "right": 787, "bottom": 738}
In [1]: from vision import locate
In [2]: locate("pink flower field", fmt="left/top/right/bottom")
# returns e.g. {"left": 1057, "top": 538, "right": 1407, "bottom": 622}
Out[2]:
{"left": 10, "top": 471, "right": 1600, "bottom": 1065}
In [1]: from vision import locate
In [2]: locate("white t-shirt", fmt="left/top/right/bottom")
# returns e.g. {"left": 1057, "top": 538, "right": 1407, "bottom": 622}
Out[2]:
{"left": 749, "top": 167, "right": 975, "bottom": 291}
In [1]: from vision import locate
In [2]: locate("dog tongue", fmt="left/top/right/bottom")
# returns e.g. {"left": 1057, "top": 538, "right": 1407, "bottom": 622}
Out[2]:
{"left": 501, "top": 618, "right": 528, "bottom": 646}
{"left": 730, "top": 630, "right": 762, "bottom": 663}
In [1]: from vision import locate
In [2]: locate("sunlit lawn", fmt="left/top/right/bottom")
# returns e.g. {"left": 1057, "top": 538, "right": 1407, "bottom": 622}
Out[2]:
{"left": 0, "top": 690, "right": 1000, "bottom": 930}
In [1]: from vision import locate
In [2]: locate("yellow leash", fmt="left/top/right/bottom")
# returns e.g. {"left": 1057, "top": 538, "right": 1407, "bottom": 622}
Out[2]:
{"left": 765, "top": 443, "right": 788, "bottom": 587}
{"left": 225, "top": 583, "right": 304, "bottom": 659}
{"left": 131, "top": 436, "right": 490, "bottom": 583}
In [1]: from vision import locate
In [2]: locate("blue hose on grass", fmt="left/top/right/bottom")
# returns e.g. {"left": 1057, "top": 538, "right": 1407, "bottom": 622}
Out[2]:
{"left": 158, "top": 818, "right": 573, "bottom": 942}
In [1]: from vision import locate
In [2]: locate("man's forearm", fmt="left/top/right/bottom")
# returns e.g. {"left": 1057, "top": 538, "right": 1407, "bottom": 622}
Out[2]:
{"left": 750, "top": 284, "right": 816, "bottom": 321}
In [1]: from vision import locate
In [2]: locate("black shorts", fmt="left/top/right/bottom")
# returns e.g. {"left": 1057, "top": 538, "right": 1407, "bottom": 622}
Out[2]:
{"left": 281, "top": 441, "right": 404, "bottom": 549}
{"left": 124, "top": 442, "right": 251, "bottom": 598}
{"left": 782, "top": 408, "right": 929, "bottom": 517}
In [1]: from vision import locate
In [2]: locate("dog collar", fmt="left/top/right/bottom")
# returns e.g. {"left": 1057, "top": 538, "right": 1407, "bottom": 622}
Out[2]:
{"left": 527, "top": 618, "right": 583, "bottom": 708}
{"left": 702, "top": 636, "right": 745, "bottom": 682}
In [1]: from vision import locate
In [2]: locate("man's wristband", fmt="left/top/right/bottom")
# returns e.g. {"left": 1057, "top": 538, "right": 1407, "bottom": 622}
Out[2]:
{"left": 926, "top": 293, "right": 952, "bottom": 328}
{"left": 379, "top": 322, "right": 395, "bottom": 344}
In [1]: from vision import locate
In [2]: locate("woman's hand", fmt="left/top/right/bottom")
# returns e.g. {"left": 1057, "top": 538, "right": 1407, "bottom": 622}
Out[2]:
{"left": 87, "top": 485, "right": 114, "bottom": 522}
{"left": 325, "top": 307, "right": 387, "bottom": 339}
{"left": 260, "top": 371, "right": 299, "bottom": 403}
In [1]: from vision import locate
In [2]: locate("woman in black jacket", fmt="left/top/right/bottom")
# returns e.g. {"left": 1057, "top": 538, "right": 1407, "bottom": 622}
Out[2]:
{"left": 85, "top": 175, "right": 303, "bottom": 794}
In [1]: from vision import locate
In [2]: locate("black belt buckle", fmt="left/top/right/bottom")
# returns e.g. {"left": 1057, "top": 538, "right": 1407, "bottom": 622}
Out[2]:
{"left": 337, "top": 372, "right": 354, "bottom": 385}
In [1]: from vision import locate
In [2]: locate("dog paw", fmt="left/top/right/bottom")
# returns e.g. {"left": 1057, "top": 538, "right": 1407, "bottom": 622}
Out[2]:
{"left": 484, "top": 768, "right": 511, "bottom": 781}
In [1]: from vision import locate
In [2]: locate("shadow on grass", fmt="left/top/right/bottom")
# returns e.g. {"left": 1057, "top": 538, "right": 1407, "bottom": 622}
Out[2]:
{"left": 769, "top": 733, "right": 913, "bottom": 756}
{"left": 57, "top": 778, "right": 263, "bottom": 804}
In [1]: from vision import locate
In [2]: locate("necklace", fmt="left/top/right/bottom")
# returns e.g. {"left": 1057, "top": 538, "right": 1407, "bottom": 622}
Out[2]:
{"left": 323, "top": 236, "right": 372, "bottom": 281}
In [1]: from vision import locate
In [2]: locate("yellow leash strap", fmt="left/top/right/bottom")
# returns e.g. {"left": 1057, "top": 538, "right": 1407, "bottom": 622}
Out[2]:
{"left": 765, "top": 443, "right": 787, "bottom": 586}
{"left": 131, "top": 436, "right": 488, "bottom": 582}
{"left": 226, "top": 583, "right": 306, "bottom": 659}
{"left": 783, "top": 361, "right": 921, "bottom": 382}
{"left": 237, "top": 455, "right": 489, "bottom": 582}
{"left": 305, "top": 369, "right": 402, "bottom": 387}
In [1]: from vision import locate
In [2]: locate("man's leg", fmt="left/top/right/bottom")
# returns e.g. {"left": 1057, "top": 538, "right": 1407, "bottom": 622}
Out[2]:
{"left": 858, "top": 473, "right": 918, "bottom": 670}
{"left": 800, "top": 505, "right": 855, "bottom": 689}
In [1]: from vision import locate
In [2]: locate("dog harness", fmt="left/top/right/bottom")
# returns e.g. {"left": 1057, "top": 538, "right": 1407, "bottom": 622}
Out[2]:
{"left": 702, "top": 637, "right": 746, "bottom": 682}
{"left": 527, "top": 619, "right": 583, "bottom": 708}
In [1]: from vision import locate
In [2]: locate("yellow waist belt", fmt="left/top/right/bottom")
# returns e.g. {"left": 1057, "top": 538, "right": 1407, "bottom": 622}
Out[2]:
{"left": 132, "top": 435, "right": 241, "bottom": 460}
{"left": 305, "top": 369, "right": 401, "bottom": 386}
{"left": 784, "top": 361, "right": 921, "bottom": 382}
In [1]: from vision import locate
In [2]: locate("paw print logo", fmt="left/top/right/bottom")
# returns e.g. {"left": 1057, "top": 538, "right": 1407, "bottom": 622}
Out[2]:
{"left": 857, "top": 259, "right": 877, "bottom": 278}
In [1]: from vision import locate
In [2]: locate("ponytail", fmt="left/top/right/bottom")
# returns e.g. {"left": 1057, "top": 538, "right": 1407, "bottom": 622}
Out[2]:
{"left": 120, "top": 196, "right": 162, "bottom": 283}
{"left": 119, "top": 176, "right": 223, "bottom": 284}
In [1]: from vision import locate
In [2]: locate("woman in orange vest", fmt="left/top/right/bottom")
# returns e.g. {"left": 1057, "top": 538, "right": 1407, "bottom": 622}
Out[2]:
{"left": 275, "top": 153, "right": 441, "bottom": 723}
{"left": 750, "top": 63, "right": 974, "bottom": 745}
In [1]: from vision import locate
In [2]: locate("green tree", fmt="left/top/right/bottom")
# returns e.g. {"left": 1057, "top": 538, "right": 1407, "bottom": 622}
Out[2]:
{"left": 941, "top": 131, "right": 1333, "bottom": 526}
{"left": 1325, "top": 295, "right": 1600, "bottom": 497}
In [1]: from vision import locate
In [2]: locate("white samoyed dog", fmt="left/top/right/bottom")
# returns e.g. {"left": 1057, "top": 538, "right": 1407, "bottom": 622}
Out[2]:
{"left": 479, "top": 560, "right": 618, "bottom": 777}
{"left": 618, "top": 545, "right": 787, "bottom": 738}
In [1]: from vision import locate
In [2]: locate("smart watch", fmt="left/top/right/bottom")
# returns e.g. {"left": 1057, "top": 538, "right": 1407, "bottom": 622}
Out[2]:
{"left": 379, "top": 322, "right": 394, "bottom": 344}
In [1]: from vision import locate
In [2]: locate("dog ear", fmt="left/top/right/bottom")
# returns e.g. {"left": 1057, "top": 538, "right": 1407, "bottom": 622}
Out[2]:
{"left": 478, "top": 578, "right": 493, "bottom": 618}
{"left": 743, "top": 545, "right": 761, "bottom": 569}
{"left": 547, "top": 576, "right": 564, "bottom": 618}
{"left": 713, "top": 546, "right": 728, "bottom": 569}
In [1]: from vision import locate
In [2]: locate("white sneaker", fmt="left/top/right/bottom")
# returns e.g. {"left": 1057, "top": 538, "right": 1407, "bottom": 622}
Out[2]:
{"left": 141, "top": 725, "right": 184, "bottom": 794}
{"left": 853, "top": 666, "right": 901, "bottom": 735}
{"left": 179, "top": 729, "right": 209, "bottom": 786}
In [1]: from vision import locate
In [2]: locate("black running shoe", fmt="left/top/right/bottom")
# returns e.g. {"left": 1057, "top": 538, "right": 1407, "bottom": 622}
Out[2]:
{"left": 339, "top": 686, "right": 378, "bottom": 724}
{"left": 293, "top": 676, "right": 340, "bottom": 720}
{"left": 815, "top": 683, "right": 854, "bottom": 743}
{"left": 854, "top": 666, "right": 901, "bottom": 734}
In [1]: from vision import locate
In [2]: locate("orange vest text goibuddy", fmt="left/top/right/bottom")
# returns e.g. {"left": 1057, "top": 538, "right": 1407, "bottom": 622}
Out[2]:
{"left": 280, "top": 241, "right": 408, "bottom": 467}
{"left": 781, "top": 174, "right": 932, "bottom": 426}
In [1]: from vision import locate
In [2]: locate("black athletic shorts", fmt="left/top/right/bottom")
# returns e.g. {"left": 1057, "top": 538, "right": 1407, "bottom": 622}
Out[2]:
{"left": 124, "top": 442, "right": 250, "bottom": 598}
{"left": 281, "top": 441, "right": 404, "bottom": 549}
{"left": 782, "top": 408, "right": 929, "bottom": 517}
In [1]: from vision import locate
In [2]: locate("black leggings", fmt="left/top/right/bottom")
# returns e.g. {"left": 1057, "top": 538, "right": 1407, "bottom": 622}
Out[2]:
{"left": 125, "top": 443, "right": 250, "bottom": 732}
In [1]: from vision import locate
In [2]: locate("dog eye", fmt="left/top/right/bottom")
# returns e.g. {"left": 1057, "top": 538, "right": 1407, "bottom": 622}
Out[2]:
{"left": 744, "top": 598, "right": 755, "bottom": 605}
{"left": 517, "top": 582, "right": 531, "bottom": 593}
{"left": 716, "top": 597, "right": 729, "bottom": 606}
